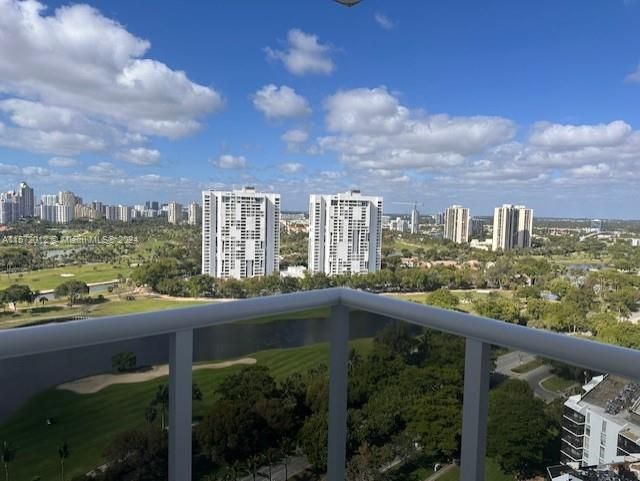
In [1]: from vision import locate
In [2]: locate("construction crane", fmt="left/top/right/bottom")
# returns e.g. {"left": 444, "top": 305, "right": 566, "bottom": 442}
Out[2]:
{"left": 392, "top": 201, "right": 423, "bottom": 211}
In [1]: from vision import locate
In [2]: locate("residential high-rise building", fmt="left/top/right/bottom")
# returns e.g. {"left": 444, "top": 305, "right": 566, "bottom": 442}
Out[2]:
{"left": 202, "top": 187, "right": 280, "bottom": 279}
{"left": 492, "top": 204, "right": 534, "bottom": 251}
{"left": 105, "top": 205, "right": 118, "bottom": 221}
{"left": 444, "top": 205, "right": 470, "bottom": 244}
{"left": 390, "top": 217, "right": 409, "bottom": 233}
{"left": 168, "top": 201, "right": 182, "bottom": 225}
{"left": 41, "top": 194, "right": 58, "bottom": 206}
{"left": 188, "top": 202, "right": 201, "bottom": 226}
{"left": 410, "top": 204, "right": 420, "bottom": 234}
{"left": 308, "top": 190, "right": 383, "bottom": 276}
{"left": 0, "top": 194, "right": 19, "bottom": 225}
{"left": 56, "top": 204, "right": 74, "bottom": 224}
{"left": 18, "top": 182, "right": 34, "bottom": 217}
{"left": 58, "top": 191, "right": 76, "bottom": 207}
{"left": 118, "top": 205, "right": 131, "bottom": 223}
{"left": 561, "top": 375, "right": 640, "bottom": 467}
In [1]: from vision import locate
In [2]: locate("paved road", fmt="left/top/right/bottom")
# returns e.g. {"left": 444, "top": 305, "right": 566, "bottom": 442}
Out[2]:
{"left": 495, "top": 351, "right": 560, "bottom": 403}
{"left": 239, "top": 456, "right": 309, "bottom": 481}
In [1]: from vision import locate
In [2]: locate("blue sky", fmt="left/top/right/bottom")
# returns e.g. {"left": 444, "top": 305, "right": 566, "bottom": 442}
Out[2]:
{"left": 1, "top": 0, "right": 640, "bottom": 217}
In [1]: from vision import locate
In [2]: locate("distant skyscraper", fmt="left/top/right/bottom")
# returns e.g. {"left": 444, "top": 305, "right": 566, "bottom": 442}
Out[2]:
{"left": 56, "top": 204, "right": 74, "bottom": 224}
{"left": 105, "top": 205, "right": 118, "bottom": 221}
{"left": 188, "top": 202, "right": 201, "bottom": 226}
{"left": 0, "top": 194, "right": 19, "bottom": 225}
{"left": 58, "top": 191, "right": 76, "bottom": 207}
{"left": 168, "top": 201, "right": 182, "bottom": 225}
{"left": 18, "top": 182, "right": 34, "bottom": 217}
{"left": 410, "top": 204, "right": 420, "bottom": 234}
{"left": 444, "top": 205, "right": 470, "bottom": 244}
{"left": 41, "top": 194, "right": 57, "bottom": 206}
{"left": 202, "top": 187, "right": 280, "bottom": 279}
{"left": 308, "top": 190, "right": 383, "bottom": 276}
{"left": 492, "top": 204, "right": 534, "bottom": 251}
{"left": 118, "top": 205, "right": 131, "bottom": 223}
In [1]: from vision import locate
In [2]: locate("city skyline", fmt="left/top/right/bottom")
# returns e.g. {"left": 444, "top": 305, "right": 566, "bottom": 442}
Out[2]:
{"left": 1, "top": 1, "right": 640, "bottom": 217}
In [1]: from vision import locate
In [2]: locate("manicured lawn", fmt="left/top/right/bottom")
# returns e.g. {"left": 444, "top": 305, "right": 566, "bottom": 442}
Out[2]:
{"left": 238, "top": 307, "right": 330, "bottom": 324}
{"left": 0, "top": 297, "right": 211, "bottom": 329}
{"left": 541, "top": 375, "right": 578, "bottom": 393}
{"left": 0, "top": 263, "right": 131, "bottom": 292}
{"left": 511, "top": 357, "right": 545, "bottom": 374}
{"left": 0, "top": 339, "right": 372, "bottom": 481}
{"left": 437, "top": 458, "right": 515, "bottom": 481}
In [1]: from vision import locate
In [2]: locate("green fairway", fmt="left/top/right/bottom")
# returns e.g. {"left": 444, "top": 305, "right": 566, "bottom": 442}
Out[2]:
{"left": 541, "top": 374, "right": 578, "bottom": 393}
{"left": 511, "top": 357, "right": 545, "bottom": 374}
{"left": 0, "top": 339, "right": 372, "bottom": 481}
{"left": 436, "top": 458, "right": 515, "bottom": 481}
{"left": 0, "top": 296, "right": 211, "bottom": 329}
{"left": 0, "top": 263, "right": 131, "bottom": 292}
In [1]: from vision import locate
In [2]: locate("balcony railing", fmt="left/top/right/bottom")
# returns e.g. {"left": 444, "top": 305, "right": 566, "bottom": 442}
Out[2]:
{"left": 2, "top": 287, "right": 640, "bottom": 481}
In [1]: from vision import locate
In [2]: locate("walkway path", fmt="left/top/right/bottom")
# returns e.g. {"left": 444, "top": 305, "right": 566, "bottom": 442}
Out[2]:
{"left": 57, "top": 358, "right": 256, "bottom": 394}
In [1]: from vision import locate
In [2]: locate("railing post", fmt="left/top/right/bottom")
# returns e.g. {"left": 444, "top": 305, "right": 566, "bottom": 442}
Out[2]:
{"left": 169, "top": 329, "right": 193, "bottom": 481}
{"left": 328, "top": 304, "right": 349, "bottom": 481}
{"left": 460, "top": 338, "right": 491, "bottom": 481}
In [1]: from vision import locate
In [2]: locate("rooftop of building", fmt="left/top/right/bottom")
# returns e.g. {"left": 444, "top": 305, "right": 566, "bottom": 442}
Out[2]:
{"left": 548, "top": 458, "right": 640, "bottom": 481}
{"left": 567, "top": 375, "right": 640, "bottom": 437}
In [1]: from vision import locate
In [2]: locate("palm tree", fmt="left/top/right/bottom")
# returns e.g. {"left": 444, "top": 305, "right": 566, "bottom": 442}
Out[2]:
{"left": 1, "top": 441, "right": 16, "bottom": 481}
{"left": 58, "top": 441, "right": 69, "bottom": 481}
{"left": 150, "top": 385, "right": 169, "bottom": 430}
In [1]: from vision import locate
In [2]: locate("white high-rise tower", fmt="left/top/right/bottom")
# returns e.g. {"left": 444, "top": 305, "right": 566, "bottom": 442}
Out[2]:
{"left": 492, "top": 204, "right": 533, "bottom": 251}
{"left": 202, "top": 187, "right": 280, "bottom": 279}
{"left": 444, "top": 205, "right": 470, "bottom": 244}
{"left": 308, "top": 190, "right": 383, "bottom": 276}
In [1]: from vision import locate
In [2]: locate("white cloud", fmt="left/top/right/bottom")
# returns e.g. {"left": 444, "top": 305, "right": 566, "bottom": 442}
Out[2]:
{"left": 374, "top": 13, "right": 395, "bottom": 30}
{"left": 0, "top": 0, "right": 223, "bottom": 156}
{"left": 320, "top": 86, "right": 516, "bottom": 170}
{"left": 265, "top": 29, "right": 334, "bottom": 76}
{"left": 119, "top": 147, "right": 161, "bottom": 165}
{"left": 528, "top": 120, "right": 632, "bottom": 149}
{"left": 22, "top": 166, "right": 50, "bottom": 176}
{"left": 569, "top": 163, "right": 612, "bottom": 177}
{"left": 252, "top": 85, "right": 311, "bottom": 119}
{"left": 48, "top": 156, "right": 78, "bottom": 167}
{"left": 279, "top": 162, "right": 305, "bottom": 174}
{"left": 281, "top": 128, "right": 309, "bottom": 151}
{"left": 625, "top": 64, "right": 640, "bottom": 83}
{"left": 211, "top": 154, "right": 247, "bottom": 169}
{"left": 87, "top": 161, "right": 124, "bottom": 177}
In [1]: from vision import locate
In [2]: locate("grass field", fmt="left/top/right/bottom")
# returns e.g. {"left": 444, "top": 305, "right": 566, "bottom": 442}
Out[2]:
{"left": 0, "top": 296, "right": 211, "bottom": 329}
{"left": 541, "top": 375, "right": 578, "bottom": 393}
{"left": 0, "top": 339, "right": 372, "bottom": 481}
{"left": 437, "top": 458, "right": 514, "bottom": 481}
{"left": 511, "top": 358, "right": 545, "bottom": 374}
{"left": 0, "top": 263, "right": 131, "bottom": 292}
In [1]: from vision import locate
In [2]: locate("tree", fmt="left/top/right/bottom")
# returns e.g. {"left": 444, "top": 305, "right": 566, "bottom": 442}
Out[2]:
{"left": 473, "top": 294, "right": 520, "bottom": 324}
{"left": 1, "top": 441, "right": 16, "bottom": 481}
{"left": 2, "top": 284, "right": 33, "bottom": 311}
{"left": 111, "top": 352, "right": 136, "bottom": 373}
{"left": 100, "top": 427, "right": 168, "bottom": 481}
{"left": 426, "top": 288, "right": 460, "bottom": 310}
{"left": 149, "top": 383, "right": 202, "bottom": 430}
{"left": 487, "top": 380, "right": 552, "bottom": 479}
{"left": 58, "top": 441, "right": 70, "bottom": 481}
{"left": 54, "top": 281, "right": 89, "bottom": 307}
{"left": 299, "top": 411, "right": 328, "bottom": 473}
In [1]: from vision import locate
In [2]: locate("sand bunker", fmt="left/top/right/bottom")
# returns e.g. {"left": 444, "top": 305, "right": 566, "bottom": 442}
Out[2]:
{"left": 57, "top": 358, "right": 257, "bottom": 394}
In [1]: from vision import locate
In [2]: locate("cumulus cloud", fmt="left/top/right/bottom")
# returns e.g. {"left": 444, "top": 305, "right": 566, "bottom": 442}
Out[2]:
{"left": 279, "top": 162, "right": 305, "bottom": 174}
{"left": 281, "top": 128, "right": 309, "bottom": 151}
{"left": 211, "top": 154, "right": 247, "bottom": 169}
{"left": 265, "top": 29, "right": 334, "bottom": 75}
{"left": 252, "top": 85, "right": 311, "bottom": 119}
{"left": 119, "top": 147, "right": 161, "bottom": 165}
{"left": 87, "top": 162, "right": 124, "bottom": 177}
{"left": 374, "top": 13, "right": 395, "bottom": 30}
{"left": 48, "top": 156, "right": 78, "bottom": 167}
{"left": 625, "top": 64, "right": 640, "bottom": 83}
{"left": 0, "top": 0, "right": 223, "bottom": 156}
{"left": 528, "top": 120, "right": 632, "bottom": 149}
{"left": 320, "top": 86, "right": 516, "bottom": 170}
